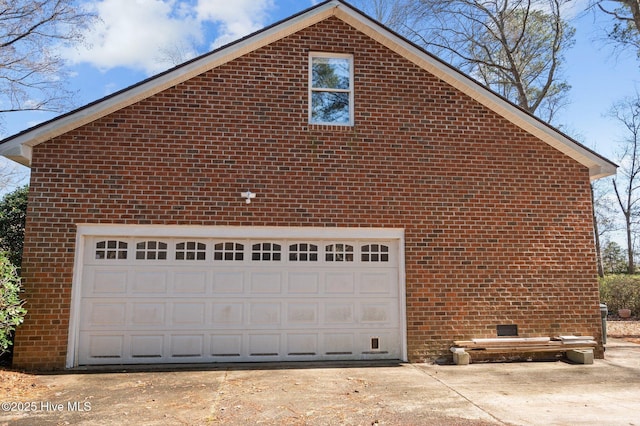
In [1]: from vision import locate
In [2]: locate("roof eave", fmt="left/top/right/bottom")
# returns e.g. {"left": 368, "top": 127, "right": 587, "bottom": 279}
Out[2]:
{"left": 589, "top": 164, "right": 618, "bottom": 181}
{"left": 0, "top": 140, "right": 31, "bottom": 167}
{"left": 0, "top": 0, "right": 340, "bottom": 166}
{"left": 333, "top": 3, "right": 617, "bottom": 180}
{"left": 0, "top": 0, "right": 617, "bottom": 181}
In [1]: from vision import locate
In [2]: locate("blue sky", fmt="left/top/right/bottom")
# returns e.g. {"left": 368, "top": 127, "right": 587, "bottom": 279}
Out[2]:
{"left": 1, "top": 0, "right": 639, "bottom": 188}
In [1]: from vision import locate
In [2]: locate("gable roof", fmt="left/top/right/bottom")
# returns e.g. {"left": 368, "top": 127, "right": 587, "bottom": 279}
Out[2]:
{"left": 0, "top": 0, "right": 616, "bottom": 180}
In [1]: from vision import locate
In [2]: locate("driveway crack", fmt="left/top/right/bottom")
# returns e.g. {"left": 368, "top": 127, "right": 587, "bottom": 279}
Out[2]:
{"left": 410, "top": 364, "right": 509, "bottom": 425}
{"left": 209, "top": 368, "right": 229, "bottom": 421}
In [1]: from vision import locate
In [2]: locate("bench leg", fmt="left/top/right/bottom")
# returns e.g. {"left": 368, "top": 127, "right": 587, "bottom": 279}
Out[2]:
{"left": 453, "top": 350, "right": 470, "bottom": 365}
{"left": 566, "top": 349, "right": 594, "bottom": 364}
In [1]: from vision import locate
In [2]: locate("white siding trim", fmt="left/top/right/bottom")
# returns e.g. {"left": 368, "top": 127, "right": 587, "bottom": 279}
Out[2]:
{"left": 66, "top": 230, "right": 87, "bottom": 368}
{"left": 76, "top": 224, "right": 404, "bottom": 240}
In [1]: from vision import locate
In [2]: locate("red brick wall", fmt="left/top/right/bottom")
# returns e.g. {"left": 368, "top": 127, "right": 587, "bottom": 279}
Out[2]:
{"left": 13, "top": 17, "right": 602, "bottom": 369}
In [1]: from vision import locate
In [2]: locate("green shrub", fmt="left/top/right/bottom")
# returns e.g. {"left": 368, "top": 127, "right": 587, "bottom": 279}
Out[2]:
{"left": 0, "top": 185, "right": 28, "bottom": 268}
{"left": 599, "top": 274, "right": 640, "bottom": 317}
{"left": 0, "top": 253, "right": 26, "bottom": 355}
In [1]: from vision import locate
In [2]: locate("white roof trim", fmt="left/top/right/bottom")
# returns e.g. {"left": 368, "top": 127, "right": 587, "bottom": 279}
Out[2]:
{"left": 333, "top": 5, "right": 616, "bottom": 180}
{"left": 0, "top": 2, "right": 338, "bottom": 167}
{"left": 0, "top": 0, "right": 615, "bottom": 180}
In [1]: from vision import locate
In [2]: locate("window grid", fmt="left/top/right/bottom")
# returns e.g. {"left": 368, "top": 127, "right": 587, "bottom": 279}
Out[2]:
{"left": 94, "top": 240, "right": 391, "bottom": 263}
{"left": 309, "top": 53, "right": 354, "bottom": 125}
{"left": 136, "top": 241, "right": 168, "bottom": 260}
{"left": 176, "top": 241, "right": 207, "bottom": 261}
{"left": 252, "top": 243, "right": 282, "bottom": 261}
{"left": 96, "top": 240, "right": 128, "bottom": 260}
{"left": 361, "top": 244, "right": 389, "bottom": 262}
{"left": 289, "top": 243, "right": 319, "bottom": 261}
{"left": 325, "top": 244, "right": 354, "bottom": 262}
{"left": 214, "top": 242, "right": 244, "bottom": 261}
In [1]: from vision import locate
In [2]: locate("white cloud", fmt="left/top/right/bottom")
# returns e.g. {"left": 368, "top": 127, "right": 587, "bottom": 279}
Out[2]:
{"left": 62, "top": 0, "right": 202, "bottom": 74}
{"left": 103, "top": 82, "right": 120, "bottom": 96}
{"left": 196, "top": 0, "right": 274, "bottom": 48}
{"left": 62, "top": 0, "right": 275, "bottom": 75}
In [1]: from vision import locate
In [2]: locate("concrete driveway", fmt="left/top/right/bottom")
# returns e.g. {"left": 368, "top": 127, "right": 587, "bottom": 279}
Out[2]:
{"left": 2, "top": 338, "right": 639, "bottom": 425}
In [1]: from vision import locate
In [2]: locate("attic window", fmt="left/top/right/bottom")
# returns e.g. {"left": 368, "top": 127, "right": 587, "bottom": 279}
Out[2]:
{"left": 309, "top": 53, "right": 353, "bottom": 125}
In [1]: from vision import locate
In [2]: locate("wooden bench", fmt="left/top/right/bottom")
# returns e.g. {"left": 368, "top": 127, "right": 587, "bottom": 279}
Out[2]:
{"left": 450, "top": 336, "right": 597, "bottom": 365}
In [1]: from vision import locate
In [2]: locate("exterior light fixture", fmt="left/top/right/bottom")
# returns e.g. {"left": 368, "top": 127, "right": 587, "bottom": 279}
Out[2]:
{"left": 241, "top": 190, "right": 256, "bottom": 204}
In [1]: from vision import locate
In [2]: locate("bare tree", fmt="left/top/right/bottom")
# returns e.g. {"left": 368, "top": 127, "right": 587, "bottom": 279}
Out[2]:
{"left": 154, "top": 41, "right": 201, "bottom": 69}
{"left": 0, "top": 0, "right": 96, "bottom": 119}
{"left": 611, "top": 93, "right": 640, "bottom": 274}
{"left": 589, "top": 0, "right": 640, "bottom": 56}
{"left": 398, "top": 0, "right": 575, "bottom": 123}
{"left": 0, "top": 159, "right": 27, "bottom": 193}
{"left": 592, "top": 179, "right": 619, "bottom": 276}
{"left": 351, "top": 0, "right": 417, "bottom": 29}
{"left": 592, "top": 183, "right": 605, "bottom": 277}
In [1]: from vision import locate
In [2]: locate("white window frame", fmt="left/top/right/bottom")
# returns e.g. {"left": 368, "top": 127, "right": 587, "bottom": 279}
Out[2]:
{"left": 308, "top": 52, "right": 354, "bottom": 126}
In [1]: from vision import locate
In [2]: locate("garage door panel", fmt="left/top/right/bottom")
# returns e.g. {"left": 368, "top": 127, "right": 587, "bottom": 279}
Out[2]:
{"left": 249, "top": 303, "right": 281, "bottom": 325}
{"left": 324, "top": 333, "right": 354, "bottom": 355}
{"left": 287, "top": 333, "right": 318, "bottom": 356}
{"left": 325, "top": 303, "right": 354, "bottom": 323}
{"left": 287, "top": 272, "right": 319, "bottom": 293}
{"left": 361, "top": 271, "right": 396, "bottom": 295}
{"left": 172, "top": 271, "right": 208, "bottom": 294}
{"left": 250, "top": 272, "right": 282, "bottom": 293}
{"left": 131, "top": 271, "right": 168, "bottom": 294}
{"left": 171, "top": 302, "right": 206, "bottom": 325}
{"left": 77, "top": 234, "right": 403, "bottom": 365}
{"left": 249, "top": 334, "right": 280, "bottom": 356}
{"left": 360, "top": 302, "right": 392, "bottom": 323}
{"left": 213, "top": 271, "right": 244, "bottom": 293}
{"left": 358, "top": 332, "right": 397, "bottom": 357}
{"left": 212, "top": 302, "right": 244, "bottom": 325}
{"left": 87, "top": 269, "right": 128, "bottom": 295}
{"left": 210, "top": 334, "right": 242, "bottom": 357}
{"left": 130, "top": 335, "right": 164, "bottom": 358}
{"left": 325, "top": 272, "right": 355, "bottom": 294}
{"left": 131, "top": 303, "right": 166, "bottom": 326}
{"left": 170, "top": 335, "right": 204, "bottom": 358}
{"left": 81, "top": 334, "right": 124, "bottom": 361}
{"left": 286, "top": 303, "right": 318, "bottom": 325}
{"left": 82, "top": 301, "right": 126, "bottom": 327}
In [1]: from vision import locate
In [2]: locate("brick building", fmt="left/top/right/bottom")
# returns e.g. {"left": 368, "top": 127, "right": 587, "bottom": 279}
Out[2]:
{"left": 0, "top": 0, "right": 615, "bottom": 369}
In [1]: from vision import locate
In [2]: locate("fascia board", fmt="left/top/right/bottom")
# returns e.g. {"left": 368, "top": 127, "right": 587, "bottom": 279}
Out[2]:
{"left": 0, "top": 140, "right": 30, "bottom": 167}
{"left": 334, "top": 5, "right": 616, "bottom": 180}
{"left": 0, "top": 2, "right": 339, "bottom": 166}
{"left": 1, "top": 0, "right": 616, "bottom": 181}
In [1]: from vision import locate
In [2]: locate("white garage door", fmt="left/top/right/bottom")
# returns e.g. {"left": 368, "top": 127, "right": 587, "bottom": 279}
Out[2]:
{"left": 72, "top": 227, "right": 404, "bottom": 365}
